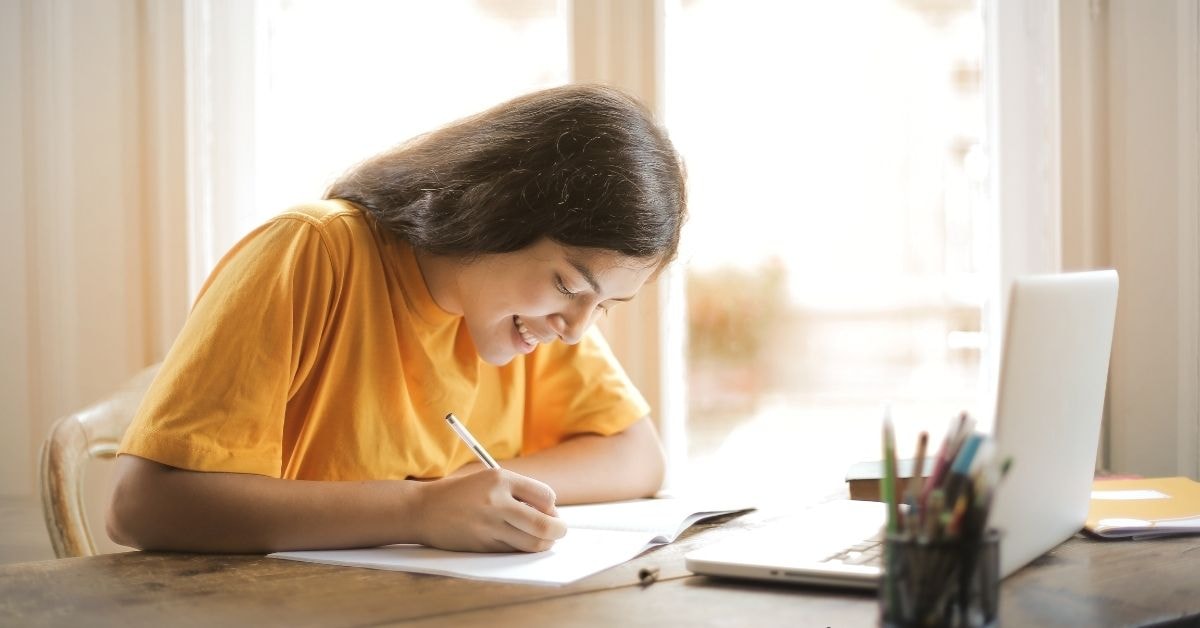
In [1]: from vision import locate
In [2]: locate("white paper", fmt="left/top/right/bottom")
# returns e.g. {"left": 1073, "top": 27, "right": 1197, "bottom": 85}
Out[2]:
{"left": 269, "top": 498, "right": 750, "bottom": 586}
{"left": 556, "top": 497, "right": 745, "bottom": 539}
{"left": 1090, "top": 489, "right": 1170, "bottom": 500}
{"left": 1092, "top": 515, "right": 1200, "bottom": 539}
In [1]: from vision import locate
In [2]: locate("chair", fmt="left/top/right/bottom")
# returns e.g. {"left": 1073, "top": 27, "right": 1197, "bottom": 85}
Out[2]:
{"left": 39, "top": 363, "right": 161, "bottom": 558}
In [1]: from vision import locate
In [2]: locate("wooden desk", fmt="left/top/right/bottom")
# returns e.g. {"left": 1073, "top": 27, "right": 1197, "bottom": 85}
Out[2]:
{"left": 3, "top": 510, "right": 1199, "bottom": 627}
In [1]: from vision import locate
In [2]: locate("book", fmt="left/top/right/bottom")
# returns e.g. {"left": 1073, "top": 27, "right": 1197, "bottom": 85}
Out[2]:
{"left": 1085, "top": 476, "right": 1200, "bottom": 539}
{"left": 269, "top": 497, "right": 752, "bottom": 586}
{"left": 845, "top": 456, "right": 933, "bottom": 502}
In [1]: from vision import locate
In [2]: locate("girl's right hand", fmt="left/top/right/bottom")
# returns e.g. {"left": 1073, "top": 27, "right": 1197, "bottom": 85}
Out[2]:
{"left": 413, "top": 468, "right": 567, "bottom": 553}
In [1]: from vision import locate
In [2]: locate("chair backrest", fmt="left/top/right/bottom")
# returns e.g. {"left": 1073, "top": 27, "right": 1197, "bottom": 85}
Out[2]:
{"left": 39, "top": 363, "right": 161, "bottom": 558}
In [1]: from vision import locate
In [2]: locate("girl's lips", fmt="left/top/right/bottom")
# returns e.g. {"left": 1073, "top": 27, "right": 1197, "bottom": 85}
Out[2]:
{"left": 513, "top": 315, "right": 538, "bottom": 353}
{"left": 514, "top": 315, "right": 548, "bottom": 346}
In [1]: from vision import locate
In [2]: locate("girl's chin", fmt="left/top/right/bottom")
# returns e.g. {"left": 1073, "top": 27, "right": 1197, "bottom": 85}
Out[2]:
{"left": 476, "top": 343, "right": 517, "bottom": 366}
{"left": 480, "top": 354, "right": 515, "bottom": 367}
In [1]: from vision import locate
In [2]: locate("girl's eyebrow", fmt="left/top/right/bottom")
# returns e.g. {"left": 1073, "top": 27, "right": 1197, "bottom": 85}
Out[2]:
{"left": 566, "top": 257, "right": 635, "bottom": 302}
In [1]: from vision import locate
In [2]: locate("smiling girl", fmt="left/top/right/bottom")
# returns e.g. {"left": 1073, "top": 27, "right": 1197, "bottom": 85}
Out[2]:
{"left": 106, "top": 84, "right": 686, "bottom": 555}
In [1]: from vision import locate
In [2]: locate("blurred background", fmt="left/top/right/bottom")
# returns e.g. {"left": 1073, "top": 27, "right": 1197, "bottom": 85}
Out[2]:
{"left": 251, "top": 0, "right": 990, "bottom": 507}
{"left": 2, "top": 0, "right": 1196, "bottom": 562}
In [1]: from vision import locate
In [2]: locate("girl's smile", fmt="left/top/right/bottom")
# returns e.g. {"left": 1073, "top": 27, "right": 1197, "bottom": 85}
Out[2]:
{"left": 513, "top": 315, "right": 546, "bottom": 353}
{"left": 415, "top": 239, "right": 656, "bottom": 365}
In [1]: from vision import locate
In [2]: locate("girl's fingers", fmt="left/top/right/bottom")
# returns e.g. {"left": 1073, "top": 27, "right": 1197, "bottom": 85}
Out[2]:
{"left": 506, "top": 473, "right": 559, "bottom": 517}
{"left": 492, "top": 520, "right": 559, "bottom": 553}
{"left": 503, "top": 500, "right": 568, "bottom": 543}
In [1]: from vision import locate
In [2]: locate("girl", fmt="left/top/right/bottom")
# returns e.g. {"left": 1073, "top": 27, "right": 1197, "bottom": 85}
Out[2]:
{"left": 107, "top": 84, "right": 687, "bottom": 554}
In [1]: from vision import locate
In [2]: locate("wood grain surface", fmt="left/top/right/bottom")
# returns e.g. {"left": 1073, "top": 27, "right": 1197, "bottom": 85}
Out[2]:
{"left": 2, "top": 509, "right": 1197, "bottom": 628}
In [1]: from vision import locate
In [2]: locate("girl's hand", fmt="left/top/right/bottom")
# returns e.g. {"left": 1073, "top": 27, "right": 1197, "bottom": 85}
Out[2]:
{"left": 448, "top": 460, "right": 485, "bottom": 477}
{"left": 413, "top": 468, "right": 566, "bottom": 552}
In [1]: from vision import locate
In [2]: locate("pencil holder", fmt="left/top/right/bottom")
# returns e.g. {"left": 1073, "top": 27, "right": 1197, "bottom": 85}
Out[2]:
{"left": 879, "top": 528, "right": 1000, "bottom": 628}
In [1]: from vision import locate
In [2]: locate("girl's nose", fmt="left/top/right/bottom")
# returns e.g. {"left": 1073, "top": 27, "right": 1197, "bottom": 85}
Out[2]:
{"left": 548, "top": 308, "right": 592, "bottom": 345}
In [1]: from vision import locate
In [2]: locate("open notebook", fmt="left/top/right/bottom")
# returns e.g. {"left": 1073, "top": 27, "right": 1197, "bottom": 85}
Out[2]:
{"left": 270, "top": 498, "right": 751, "bottom": 586}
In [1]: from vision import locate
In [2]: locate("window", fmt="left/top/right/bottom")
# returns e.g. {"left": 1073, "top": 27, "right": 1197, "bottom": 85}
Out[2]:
{"left": 188, "top": 0, "right": 570, "bottom": 278}
{"left": 187, "top": 0, "right": 1061, "bottom": 496}
{"left": 252, "top": 0, "right": 569, "bottom": 228}
{"left": 666, "top": 0, "right": 988, "bottom": 501}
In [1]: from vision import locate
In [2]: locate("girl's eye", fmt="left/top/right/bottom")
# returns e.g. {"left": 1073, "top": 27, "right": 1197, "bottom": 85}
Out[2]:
{"left": 555, "top": 277, "right": 578, "bottom": 298}
{"left": 597, "top": 303, "right": 611, "bottom": 316}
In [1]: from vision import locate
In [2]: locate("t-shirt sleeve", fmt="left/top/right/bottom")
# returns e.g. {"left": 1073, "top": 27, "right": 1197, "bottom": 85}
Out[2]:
{"left": 521, "top": 326, "right": 652, "bottom": 455}
{"left": 119, "top": 216, "right": 336, "bottom": 476}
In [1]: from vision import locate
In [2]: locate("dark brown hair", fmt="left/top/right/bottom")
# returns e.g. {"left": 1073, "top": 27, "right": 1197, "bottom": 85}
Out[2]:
{"left": 325, "top": 84, "right": 686, "bottom": 266}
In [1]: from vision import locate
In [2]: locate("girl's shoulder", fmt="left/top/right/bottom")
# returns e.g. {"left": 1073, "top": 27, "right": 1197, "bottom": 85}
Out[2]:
{"left": 264, "top": 200, "right": 379, "bottom": 256}
{"left": 272, "top": 199, "right": 365, "bottom": 231}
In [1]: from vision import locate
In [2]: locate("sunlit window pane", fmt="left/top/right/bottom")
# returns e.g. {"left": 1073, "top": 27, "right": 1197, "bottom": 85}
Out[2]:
{"left": 666, "top": 0, "right": 987, "bottom": 502}
{"left": 251, "top": 0, "right": 567, "bottom": 234}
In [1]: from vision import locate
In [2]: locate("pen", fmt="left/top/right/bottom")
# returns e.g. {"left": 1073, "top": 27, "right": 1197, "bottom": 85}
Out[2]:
{"left": 880, "top": 405, "right": 900, "bottom": 618}
{"left": 921, "top": 412, "right": 964, "bottom": 505}
{"left": 924, "top": 412, "right": 974, "bottom": 502}
{"left": 882, "top": 406, "right": 901, "bottom": 535}
{"left": 946, "top": 490, "right": 970, "bottom": 537}
{"left": 941, "top": 432, "right": 983, "bottom": 506}
{"left": 924, "top": 489, "right": 945, "bottom": 541}
{"left": 975, "top": 456, "right": 1013, "bottom": 515}
{"left": 445, "top": 412, "right": 501, "bottom": 469}
{"left": 920, "top": 430, "right": 950, "bottom": 505}
{"left": 905, "top": 431, "right": 929, "bottom": 534}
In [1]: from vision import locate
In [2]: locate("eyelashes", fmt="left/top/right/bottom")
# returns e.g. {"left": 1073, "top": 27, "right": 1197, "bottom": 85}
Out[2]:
{"left": 555, "top": 276, "right": 578, "bottom": 299}
{"left": 556, "top": 275, "right": 610, "bottom": 315}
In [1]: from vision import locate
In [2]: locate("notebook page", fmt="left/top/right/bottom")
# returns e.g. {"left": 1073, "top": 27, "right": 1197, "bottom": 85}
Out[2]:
{"left": 272, "top": 527, "right": 658, "bottom": 586}
{"left": 557, "top": 498, "right": 750, "bottom": 542}
{"left": 270, "top": 498, "right": 753, "bottom": 585}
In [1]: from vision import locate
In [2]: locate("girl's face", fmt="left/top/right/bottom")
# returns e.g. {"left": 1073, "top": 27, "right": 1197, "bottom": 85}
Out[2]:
{"left": 420, "top": 239, "right": 656, "bottom": 366}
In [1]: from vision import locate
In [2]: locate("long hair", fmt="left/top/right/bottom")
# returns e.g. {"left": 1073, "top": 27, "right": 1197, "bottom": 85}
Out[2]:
{"left": 325, "top": 84, "right": 686, "bottom": 266}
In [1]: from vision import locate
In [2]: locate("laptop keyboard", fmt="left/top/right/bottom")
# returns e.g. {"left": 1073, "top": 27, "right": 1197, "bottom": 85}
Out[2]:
{"left": 821, "top": 530, "right": 885, "bottom": 567}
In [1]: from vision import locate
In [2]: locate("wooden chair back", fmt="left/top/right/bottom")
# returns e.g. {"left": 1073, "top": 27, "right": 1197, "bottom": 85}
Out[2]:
{"left": 39, "top": 364, "right": 161, "bottom": 558}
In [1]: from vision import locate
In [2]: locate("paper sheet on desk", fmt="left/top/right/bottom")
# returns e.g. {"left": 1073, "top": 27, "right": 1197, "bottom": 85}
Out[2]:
{"left": 269, "top": 498, "right": 752, "bottom": 586}
{"left": 1085, "top": 477, "right": 1200, "bottom": 539}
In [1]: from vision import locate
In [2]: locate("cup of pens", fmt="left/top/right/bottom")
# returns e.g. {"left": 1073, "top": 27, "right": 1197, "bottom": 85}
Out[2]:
{"left": 881, "top": 528, "right": 1000, "bottom": 628}
{"left": 879, "top": 411, "right": 1008, "bottom": 628}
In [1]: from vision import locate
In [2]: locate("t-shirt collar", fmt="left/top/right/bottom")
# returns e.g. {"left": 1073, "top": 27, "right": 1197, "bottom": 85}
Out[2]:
{"left": 396, "top": 241, "right": 459, "bottom": 327}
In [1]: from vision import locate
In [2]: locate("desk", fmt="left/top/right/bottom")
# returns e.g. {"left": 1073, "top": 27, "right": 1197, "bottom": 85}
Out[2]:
{"left": 2, "top": 510, "right": 1198, "bottom": 627}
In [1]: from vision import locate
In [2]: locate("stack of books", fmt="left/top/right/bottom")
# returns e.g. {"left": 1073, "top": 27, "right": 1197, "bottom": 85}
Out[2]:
{"left": 845, "top": 456, "right": 934, "bottom": 502}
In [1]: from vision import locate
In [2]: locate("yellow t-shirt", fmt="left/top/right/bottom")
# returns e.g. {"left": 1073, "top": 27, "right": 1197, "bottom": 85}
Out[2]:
{"left": 119, "top": 200, "right": 650, "bottom": 480}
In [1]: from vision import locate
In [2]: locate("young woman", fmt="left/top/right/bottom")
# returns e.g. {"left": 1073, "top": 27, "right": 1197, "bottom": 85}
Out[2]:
{"left": 107, "top": 84, "right": 687, "bottom": 555}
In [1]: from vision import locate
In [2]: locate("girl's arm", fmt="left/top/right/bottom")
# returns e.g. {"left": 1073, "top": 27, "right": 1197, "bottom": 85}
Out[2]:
{"left": 456, "top": 416, "right": 667, "bottom": 504}
{"left": 106, "top": 455, "right": 566, "bottom": 554}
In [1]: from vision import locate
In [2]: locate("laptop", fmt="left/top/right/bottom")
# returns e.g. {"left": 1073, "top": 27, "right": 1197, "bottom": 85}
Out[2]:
{"left": 685, "top": 270, "right": 1119, "bottom": 588}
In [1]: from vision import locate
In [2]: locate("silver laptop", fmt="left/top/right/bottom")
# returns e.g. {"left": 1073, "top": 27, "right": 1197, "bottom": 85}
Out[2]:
{"left": 685, "top": 270, "right": 1119, "bottom": 588}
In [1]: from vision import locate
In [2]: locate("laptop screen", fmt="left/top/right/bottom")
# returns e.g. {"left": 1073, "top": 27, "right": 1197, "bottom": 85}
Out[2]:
{"left": 988, "top": 270, "right": 1118, "bottom": 576}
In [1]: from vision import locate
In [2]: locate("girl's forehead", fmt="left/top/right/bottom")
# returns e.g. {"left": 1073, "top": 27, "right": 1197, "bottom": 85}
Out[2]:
{"left": 553, "top": 242, "right": 658, "bottom": 272}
